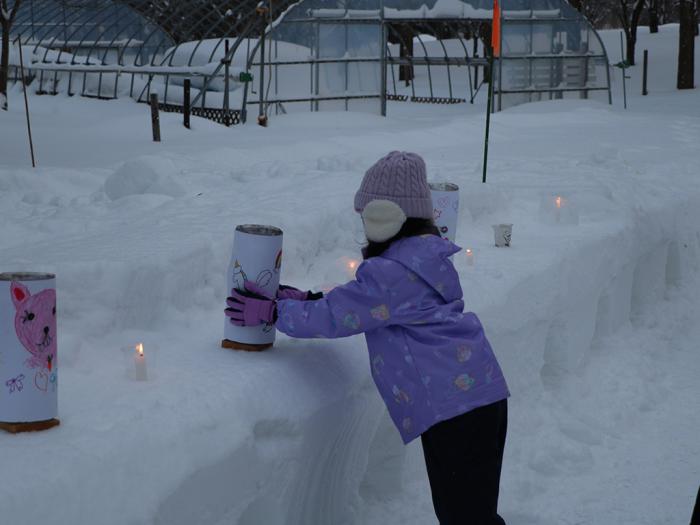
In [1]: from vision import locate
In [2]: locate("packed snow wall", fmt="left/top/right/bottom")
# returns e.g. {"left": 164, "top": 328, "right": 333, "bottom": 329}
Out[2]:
{"left": 145, "top": 190, "right": 700, "bottom": 525}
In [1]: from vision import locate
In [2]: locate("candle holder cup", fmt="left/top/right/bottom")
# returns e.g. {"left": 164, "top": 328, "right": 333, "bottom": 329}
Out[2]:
{"left": 492, "top": 224, "right": 513, "bottom": 247}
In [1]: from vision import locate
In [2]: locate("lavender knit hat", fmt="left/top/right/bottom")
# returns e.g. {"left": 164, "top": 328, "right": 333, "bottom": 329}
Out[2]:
{"left": 354, "top": 151, "right": 433, "bottom": 219}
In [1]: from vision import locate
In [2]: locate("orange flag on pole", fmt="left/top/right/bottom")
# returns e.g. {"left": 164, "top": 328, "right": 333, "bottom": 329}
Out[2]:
{"left": 491, "top": 0, "right": 501, "bottom": 57}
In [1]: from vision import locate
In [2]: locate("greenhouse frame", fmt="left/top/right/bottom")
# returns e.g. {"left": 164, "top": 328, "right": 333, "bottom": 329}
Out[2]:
{"left": 6, "top": 0, "right": 612, "bottom": 124}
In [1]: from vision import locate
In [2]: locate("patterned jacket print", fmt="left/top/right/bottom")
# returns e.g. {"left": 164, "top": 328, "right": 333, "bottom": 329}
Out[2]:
{"left": 275, "top": 234, "right": 510, "bottom": 443}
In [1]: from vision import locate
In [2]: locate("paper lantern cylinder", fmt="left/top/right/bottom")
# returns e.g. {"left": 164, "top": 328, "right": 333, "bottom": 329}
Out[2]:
{"left": 0, "top": 273, "right": 59, "bottom": 433}
{"left": 430, "top": 183, "right": 460, "bottom": 243}
{"left": 222, "top": 225, "right": 283, "bottom": 351}
{"left": 538, "top": 194, "right": 580, "bottom": 226}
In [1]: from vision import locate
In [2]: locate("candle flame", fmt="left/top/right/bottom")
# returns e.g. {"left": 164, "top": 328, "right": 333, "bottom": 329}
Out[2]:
{"left": 338, "top": 256, "right": 360, "bottom": 278}
{"left": 136, "top": 343, "right": 144, "bottom": 357}
{"left": 555, "top": 196, "right": 563, "bottom": 209}
{"left": 466, "top": 249, "right": 473, "bottom": 256}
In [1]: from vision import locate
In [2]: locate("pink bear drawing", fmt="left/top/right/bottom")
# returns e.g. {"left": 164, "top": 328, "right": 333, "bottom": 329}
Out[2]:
{"left": 10, "top": 282, "right": 57, "bottom": 372}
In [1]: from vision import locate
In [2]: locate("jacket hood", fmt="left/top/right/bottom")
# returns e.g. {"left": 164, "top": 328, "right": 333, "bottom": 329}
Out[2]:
{"left": 380, "top": 234, "right": 463, "bottom": 303}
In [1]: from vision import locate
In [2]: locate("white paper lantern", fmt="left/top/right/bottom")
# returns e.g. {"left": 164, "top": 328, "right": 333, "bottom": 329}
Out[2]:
{"left": 0, "top": 273, "right": 59, "bottom": 431}
{"left": 223, "top": 225, "right": 283, "bottom": 351}
{"left": 539, "top": 194, "right": 580, "bottom": 225}
{"left": 429, "top": 182, "right": 460, "bottom": 243}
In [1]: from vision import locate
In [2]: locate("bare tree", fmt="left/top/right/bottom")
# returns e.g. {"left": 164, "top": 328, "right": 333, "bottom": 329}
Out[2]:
{"left": 677, "top": 0, "right": 695, "bottom": 88}
{"left": 616, "top": 0, "right": 646, "bottom": 65}
{"left": 0, "top": 0, "right": 22, "bottom": 110}
{"left": 648, "top": 0, "right": 660, "bottom": 32}
{"left": 568, "top": 0, "right": 615, "bottom": 28}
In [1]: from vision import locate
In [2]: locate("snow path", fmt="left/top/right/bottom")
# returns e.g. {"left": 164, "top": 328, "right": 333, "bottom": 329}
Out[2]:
{"left": 362, "top": 270, "right": 700, "bottom": 525}
{"left": 505, "top": 274, "right": 700, "bottom": 525}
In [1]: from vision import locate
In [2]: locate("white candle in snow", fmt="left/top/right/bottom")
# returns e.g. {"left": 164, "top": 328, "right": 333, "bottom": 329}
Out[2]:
{"left": 134, "top": 343, "right": 148, "bottom": 381}
{"left": 346, "top": 258, "right": 359, "bottom": 277}
{"left": 555, "top": 196, "right": 563, "bottom": 223}
{"left": 338, "top": 256, "right": 361, "bottom": 279}
{"left": 465, "top": 248, "right": 475, "bottom": 266}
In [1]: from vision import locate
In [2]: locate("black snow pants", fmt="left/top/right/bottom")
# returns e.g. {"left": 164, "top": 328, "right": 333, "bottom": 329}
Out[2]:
{"left": 420, "top": 399, "right": 508, "bottom": 525}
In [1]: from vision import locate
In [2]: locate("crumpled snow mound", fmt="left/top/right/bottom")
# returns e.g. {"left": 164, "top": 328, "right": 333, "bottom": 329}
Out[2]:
{"left": 103, "top": 157, "right": 187, "bottom": 201}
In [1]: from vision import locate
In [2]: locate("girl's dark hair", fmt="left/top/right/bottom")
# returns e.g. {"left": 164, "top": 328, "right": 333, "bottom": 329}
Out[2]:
{"left": 362, "top": 218, "right": 440, "bottom": 260}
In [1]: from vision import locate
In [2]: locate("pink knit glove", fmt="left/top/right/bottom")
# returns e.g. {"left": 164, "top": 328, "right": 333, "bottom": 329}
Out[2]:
{"left": 277, "top": 284, "right": 324, "bottom": 301}
{"left": 226, "top": 281, "right": 276, "bottom": 326}
{"left": 277, "top": 285, "right": 310, "bottom": 301}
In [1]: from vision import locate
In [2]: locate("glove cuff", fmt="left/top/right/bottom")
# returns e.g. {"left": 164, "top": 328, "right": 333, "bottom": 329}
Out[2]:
{"left": 265, "top": 299, "right": 278, "bottom": 324}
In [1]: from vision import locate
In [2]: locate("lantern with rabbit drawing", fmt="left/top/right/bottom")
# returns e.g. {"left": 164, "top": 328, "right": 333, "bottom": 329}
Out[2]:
{"left": 222, "top": 225, "right": 283, "bottom": 351}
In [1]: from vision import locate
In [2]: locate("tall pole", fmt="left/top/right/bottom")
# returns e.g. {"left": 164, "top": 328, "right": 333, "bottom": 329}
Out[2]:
{"left": 620, "top": 32, "right": 628, "bottom": 109}
{"left": 482, "top": 53, "right": 493, "bottom": 184}
{"left": 17, "top": 36, "right": 36, "bottom": 168}
{"left": 483, "top": 0, "right": 500, "bottom": 184}
{"left": 257, "top": 5, "right": 268, "bottom": 126}
{"left": 642, "top": 49, "right": 648, "bottom": 96}
{"left": 223, "top": 39, "right": 231, "bottom": 126}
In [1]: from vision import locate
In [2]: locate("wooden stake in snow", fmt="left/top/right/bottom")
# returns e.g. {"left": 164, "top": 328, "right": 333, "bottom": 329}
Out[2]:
{"left": 150, "top": 93, "right": 161, "bottom": 142}
{"left": 183, "top": 78, "right": 191, "bottom": 129}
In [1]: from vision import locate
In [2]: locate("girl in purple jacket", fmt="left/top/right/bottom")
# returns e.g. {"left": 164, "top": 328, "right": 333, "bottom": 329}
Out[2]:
{"left": 227, "top": 151, "right": 510, "bottom": 525}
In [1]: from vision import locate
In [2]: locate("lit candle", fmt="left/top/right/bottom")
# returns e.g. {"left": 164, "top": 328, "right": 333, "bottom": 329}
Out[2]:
{"left": 554, "top": 196, "right": 564, "bottom": 223}
{"left": 134, "top": 343, "right": 148, "bottom": 381}
{"left": 465, "top": 248, "right": 475, "bottom": 266}
{"left": 338, "top": 256, "right": 361, "bottom": 278}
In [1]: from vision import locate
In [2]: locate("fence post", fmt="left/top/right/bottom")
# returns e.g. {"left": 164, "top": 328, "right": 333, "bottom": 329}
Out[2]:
{"left": 642, "top": 49, "right": 648, "bottom": 96}
{"left": 150, "top": 93, "right": 161, "bottom": 142}
{"left": 184, "top": 78, "right": 191, "bottom": 129}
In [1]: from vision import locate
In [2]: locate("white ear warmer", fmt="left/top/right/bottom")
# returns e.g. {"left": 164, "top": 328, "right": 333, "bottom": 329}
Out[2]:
{"left": 361, "top": 199, "right": 407, "bottom": 242}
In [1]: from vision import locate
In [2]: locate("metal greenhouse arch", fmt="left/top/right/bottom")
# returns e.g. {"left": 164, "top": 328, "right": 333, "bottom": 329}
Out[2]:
{"left": 6, "top": 0, "right": 611, "bottom": 126}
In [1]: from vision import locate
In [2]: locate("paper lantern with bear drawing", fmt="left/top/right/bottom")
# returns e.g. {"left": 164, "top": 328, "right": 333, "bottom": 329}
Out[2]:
{"left": 0, "top": 273, "right": 58, "bottom": 428}
{"left": 429, "top": 182, "right": 460, "bottom": 243}
{"left": 223, "top": 225, "right": 283, "bottom": 351}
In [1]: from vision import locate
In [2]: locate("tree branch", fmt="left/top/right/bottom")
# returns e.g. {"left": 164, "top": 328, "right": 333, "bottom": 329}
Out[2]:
{"left": 630, "top": 0, "right": 646, "bottom": 33}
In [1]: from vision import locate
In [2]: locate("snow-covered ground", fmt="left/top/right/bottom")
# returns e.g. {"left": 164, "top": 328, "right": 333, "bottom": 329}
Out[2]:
{"left": 1, "top": 25, "right": 699, "bottom": 525}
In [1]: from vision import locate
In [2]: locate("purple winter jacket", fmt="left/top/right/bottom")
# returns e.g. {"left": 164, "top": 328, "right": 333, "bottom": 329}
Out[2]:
{"left": 275, "top": 234, "right": 510, "bottom": 444}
